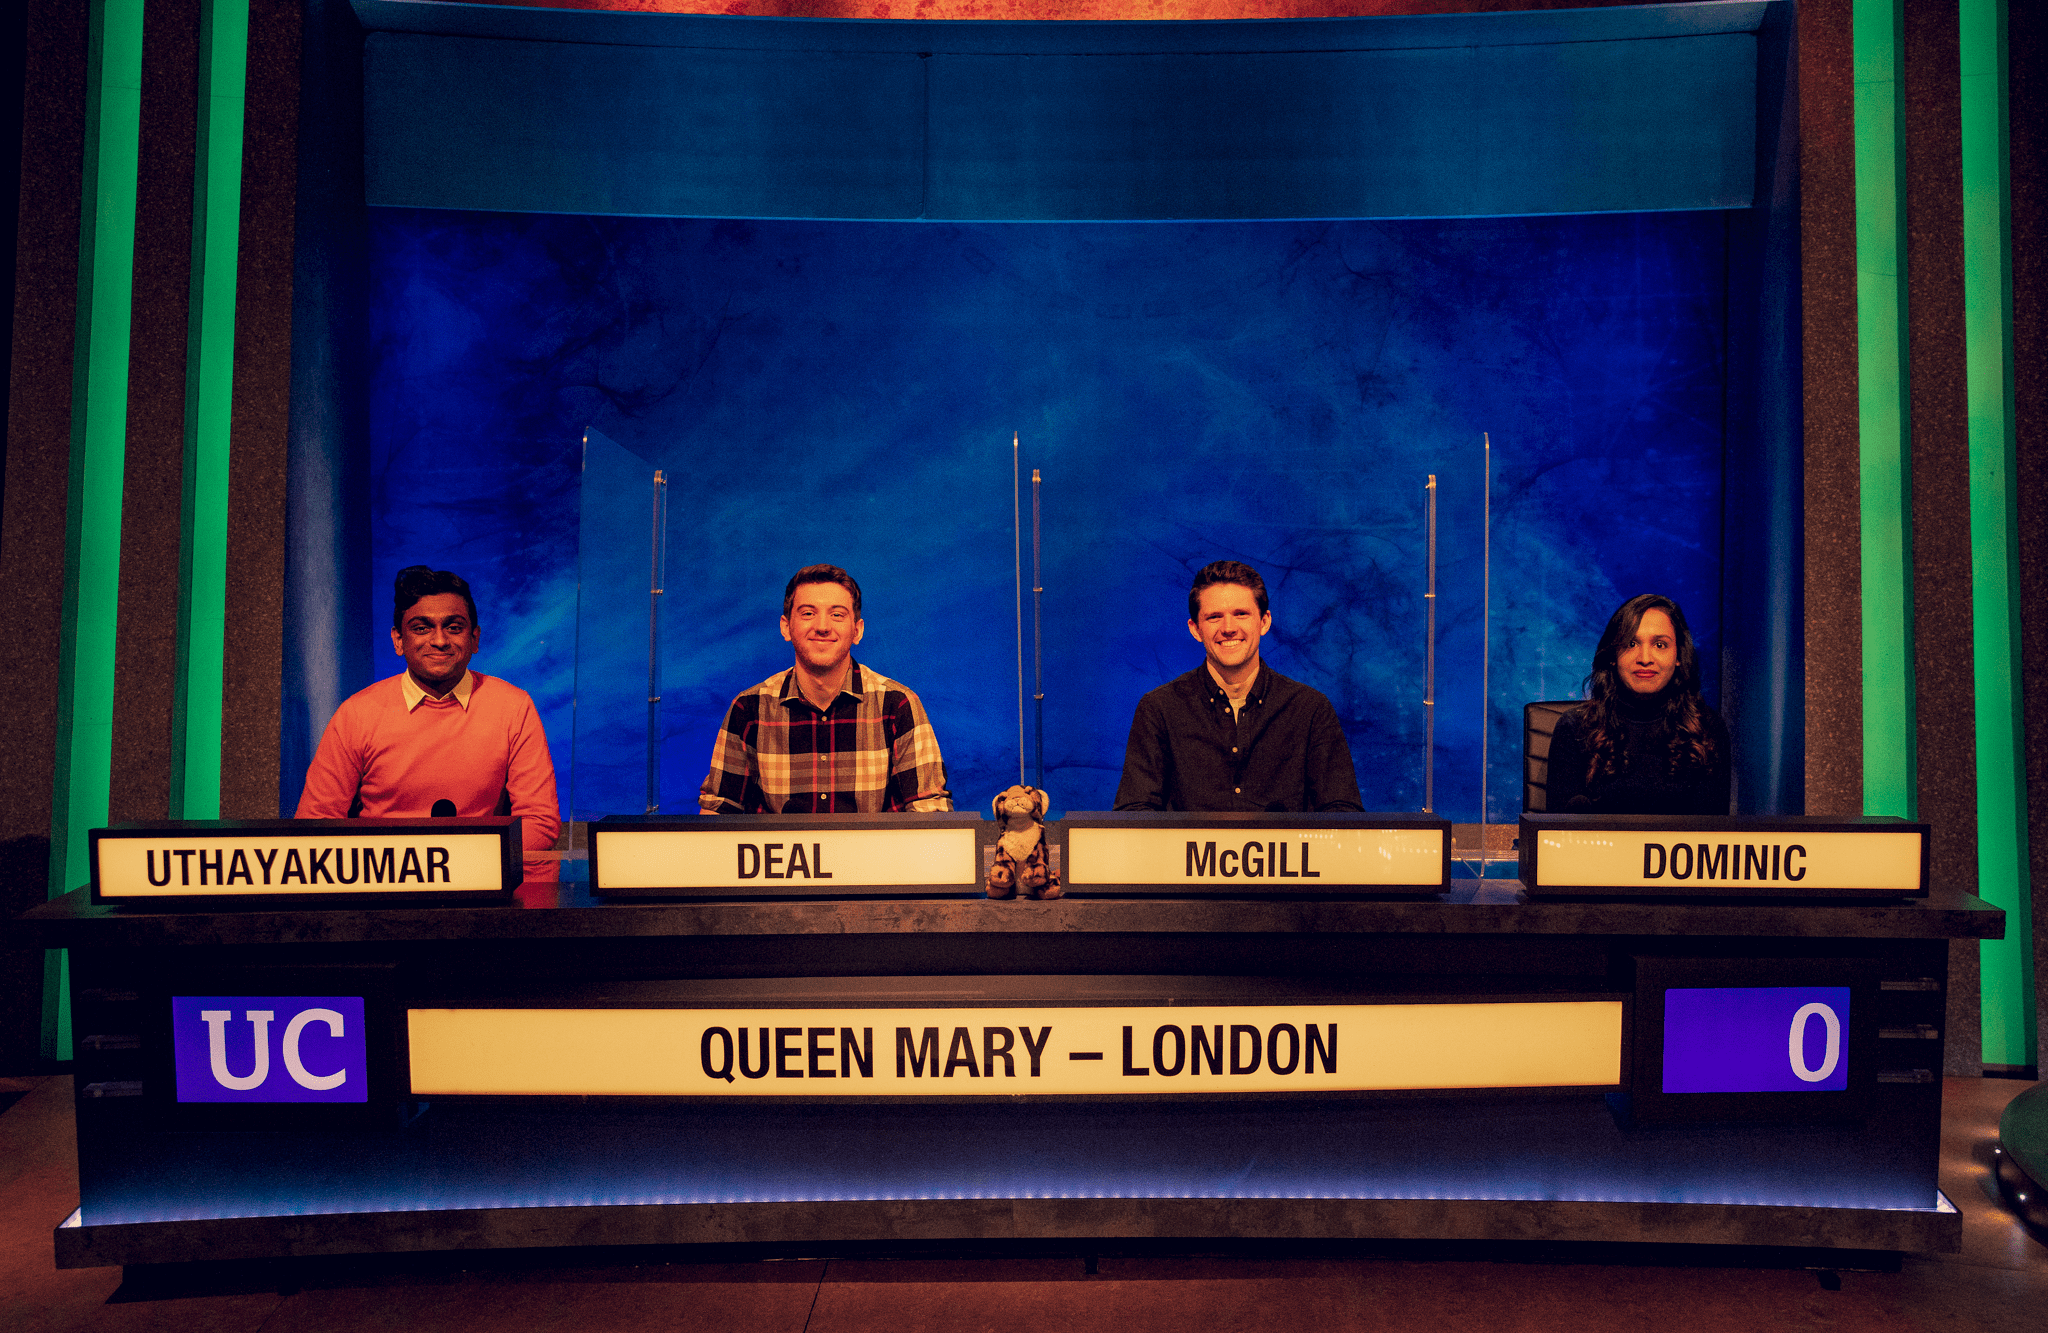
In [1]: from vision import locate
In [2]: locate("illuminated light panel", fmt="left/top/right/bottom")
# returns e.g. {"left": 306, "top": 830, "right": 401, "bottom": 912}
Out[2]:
{"left": 1853, "top": 0, "right": 1916, "bottom": 820}
{"left": 407, "top": 1001, "right": 1624, "bottom": 1096}
{"left": 1067, "top": 826, "right": 1442, "bottom": 886}
{"left": 1961, "top": 0, "right": 2038, "bottom": 1072}
{"left": 1534, "top": 828, "right": 1922, "bottom": 891}
{"left": 95, "top": 832, "right": 509, "bottom": 897}
{"left": 72, "top": 1189, "right": 1959, "bottom": 1229}
{"left": 592, "top": 825, "right": 976, "bottom": 890}
{"left": 72, "top": 1096, "right": 1955, "bottom": 1227}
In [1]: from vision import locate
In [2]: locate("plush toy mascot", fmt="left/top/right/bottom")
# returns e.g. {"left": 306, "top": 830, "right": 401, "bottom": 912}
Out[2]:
{"left": 985, "top": 785, "right": 1060, "bottom": 900}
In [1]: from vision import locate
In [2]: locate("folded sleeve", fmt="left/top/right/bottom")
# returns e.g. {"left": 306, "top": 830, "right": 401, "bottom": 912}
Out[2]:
{"left": 1544, "top": 709, "right": 1590, "bottom": 812}
{"left": 1304, "top": 698, "right": 1364, "bottom": 812}
{"left": 887, "top": 690, "right": 953, "bottom": 813}
{"left": 699, "top": 694, "right": 767, "bottom": 814}
{"left": 294, "top": 707, "right": 366, "bottom": 819}
{"left": 1696, "top": 708, "right": 1734, "bottom": 815}
{"left": 505, "top": 699, "right": 562, "bottom": 853}
{"left": 1113, "top": 696, "right": 1169, "bottom": 811}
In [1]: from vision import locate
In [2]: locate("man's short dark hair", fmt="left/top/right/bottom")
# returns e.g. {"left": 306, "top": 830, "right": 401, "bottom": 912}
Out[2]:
{"left": 1188, "top": 560, "right": 1268, "bottom": 621}
{"left": 393, "top": 565, "right": 479, "bottom": 630}
{"left": 783, "top": 564, "right": 863, "bottom": 618}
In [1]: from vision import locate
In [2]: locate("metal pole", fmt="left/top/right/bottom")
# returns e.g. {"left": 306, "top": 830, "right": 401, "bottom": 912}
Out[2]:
{"left": 1013, "top": 434, "right": 1025, "bottom": 787}
{"left": 1032, "top": 468, "right": 1044, "bottom": 794}
{"left": 1424, "top": 475, "right": 1437, "bottom": 814}
{"left": 647, "top": 469, "right": 667, "bottom": 813}
{"left": 569, "top": 431, "right": 589, "bottom": 825}
{"left": 1480, "top": 434, "right": 1491, "bottom": 854}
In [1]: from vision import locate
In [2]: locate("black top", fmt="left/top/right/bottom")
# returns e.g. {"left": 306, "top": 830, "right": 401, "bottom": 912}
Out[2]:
{"left": 1114, "top": 664, "right": 1364, "bottom": 812}
{"left": 1543, "top": 691, "right": 1731, "bottom": 816}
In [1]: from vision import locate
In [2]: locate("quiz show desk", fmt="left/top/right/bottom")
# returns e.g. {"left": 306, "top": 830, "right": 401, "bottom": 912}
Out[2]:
{"left": 14, "top": 812, "right": 2003, "bottom": 1270}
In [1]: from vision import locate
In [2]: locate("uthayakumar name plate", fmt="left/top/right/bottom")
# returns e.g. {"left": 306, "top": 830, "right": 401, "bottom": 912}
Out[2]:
{"left": 90, "top": 818, "right": 522, "bottom": 906}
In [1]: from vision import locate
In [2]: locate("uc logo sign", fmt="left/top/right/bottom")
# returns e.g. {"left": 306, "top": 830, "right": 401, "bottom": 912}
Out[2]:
{"left": 1660, "top": 986, "right": 1852, "bottom": 1094}
{"left": 171, "top": 996, "right": 368, "bottom": 1103}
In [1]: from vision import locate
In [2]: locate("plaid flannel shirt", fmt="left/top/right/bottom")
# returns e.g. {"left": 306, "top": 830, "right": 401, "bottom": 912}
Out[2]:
{"left": 697, "top": 662, "right": 953, "bottom": 814}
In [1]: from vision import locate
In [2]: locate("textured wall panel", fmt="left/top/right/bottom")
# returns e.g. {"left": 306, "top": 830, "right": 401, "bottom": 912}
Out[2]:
{"left": 109, "top": 0, "right": 199, "bottom": 827}
{"left": 924, "top": 40, "right": 1754, "bottom": 220}
{"left": 1800, "top": 0, "right": 1861, "bottom": 819}
{"left": 365, "top": 36, "right": 928, "bottom": 218}
{"left": 363, "top": 211, "right": 1730, "bottom": 821}
{"left": 364, "top": 32, "right": 1754, "bottom": 221}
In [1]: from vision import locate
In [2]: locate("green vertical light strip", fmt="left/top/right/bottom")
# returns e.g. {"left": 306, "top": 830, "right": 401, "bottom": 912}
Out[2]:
{"left": 1854, "top": 0, "right": 1917, "bottom": 819}
{"left": 1961, "top": 0, "right": 2036, "bottom": 1069}
{"left": 171, "top": 0, "right": 248, "bottom": 820}
{"left": 47, "top": 0, "right": 146, "bottom": 1060}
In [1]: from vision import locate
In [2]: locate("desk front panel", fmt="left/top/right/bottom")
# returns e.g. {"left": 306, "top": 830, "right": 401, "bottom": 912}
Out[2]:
{"left": 45, "top": 893, "right": 1983, "bottom": 1255}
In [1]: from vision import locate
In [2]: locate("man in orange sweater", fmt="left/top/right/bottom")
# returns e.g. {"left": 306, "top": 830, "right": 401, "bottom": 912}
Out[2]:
{"left": 296, "top": 566, "right": 561, "bottom": 879}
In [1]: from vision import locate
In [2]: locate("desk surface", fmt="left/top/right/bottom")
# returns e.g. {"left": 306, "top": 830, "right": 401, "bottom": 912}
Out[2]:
{"left": 15, "top": 882, "right": 2005, "bottom": 949}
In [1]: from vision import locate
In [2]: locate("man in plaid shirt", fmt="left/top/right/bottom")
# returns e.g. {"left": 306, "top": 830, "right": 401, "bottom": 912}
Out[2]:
{"left": 698, "top": 564, "right": 953, "bottom": 814}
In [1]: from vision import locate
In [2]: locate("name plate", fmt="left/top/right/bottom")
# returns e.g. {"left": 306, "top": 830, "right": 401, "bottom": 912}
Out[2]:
{"left": 408, "top": 999, "right": 1622, "bottom": 1098}
{"left": 90, "top": 819, "right": 521, "bottom": 905}
{"left": 589, "top": 815, "right": 982, "bottom": 897}
{"left": 1519, "top": 814, "right": 1928, "bottom": 898}
{"left": 1062, "top": 813, "right": 1449, "bottom": 894}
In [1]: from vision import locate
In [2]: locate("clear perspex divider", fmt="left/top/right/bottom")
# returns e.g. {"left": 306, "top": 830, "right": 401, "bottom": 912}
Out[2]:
{"left": 570, "top": 427, "right": 1613, "bottom": 864}
{"left": 571, "top": 429, "right": 665, "bottom": 824}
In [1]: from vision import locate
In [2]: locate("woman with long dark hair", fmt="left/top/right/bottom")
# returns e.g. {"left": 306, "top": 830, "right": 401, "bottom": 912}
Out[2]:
{"left": 1545, "top": 593, "right": 1731, "bottom": 815}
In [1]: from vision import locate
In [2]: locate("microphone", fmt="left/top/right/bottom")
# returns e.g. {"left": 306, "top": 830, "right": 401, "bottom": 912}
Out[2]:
{"left": 430, "top": 799, "right": 457, "bottom": 818}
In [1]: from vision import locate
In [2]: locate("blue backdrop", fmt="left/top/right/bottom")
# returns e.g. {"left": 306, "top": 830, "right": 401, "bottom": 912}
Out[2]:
{"left": 363, "top": 209, "right": 1729, "bottom": 822}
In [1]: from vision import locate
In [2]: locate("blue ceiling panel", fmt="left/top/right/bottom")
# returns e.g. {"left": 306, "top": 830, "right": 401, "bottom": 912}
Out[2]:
{"left": 361, "top": 4, "right": 1765, "bottom": 221}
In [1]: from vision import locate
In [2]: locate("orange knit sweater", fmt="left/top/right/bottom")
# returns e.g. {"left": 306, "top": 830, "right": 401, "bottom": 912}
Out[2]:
{"left": 295, "top": 672, "right": 561, "bottom": 854}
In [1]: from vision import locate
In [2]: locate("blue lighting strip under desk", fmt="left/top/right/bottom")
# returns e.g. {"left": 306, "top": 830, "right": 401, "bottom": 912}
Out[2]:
{"left": 78, "top": 1095, "right": 1943, "bottom": 1227}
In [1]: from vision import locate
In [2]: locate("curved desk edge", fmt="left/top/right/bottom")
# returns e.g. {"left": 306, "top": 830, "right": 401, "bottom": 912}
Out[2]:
{"left": 12, "top": 884, "right": 2005, "bottom": 950}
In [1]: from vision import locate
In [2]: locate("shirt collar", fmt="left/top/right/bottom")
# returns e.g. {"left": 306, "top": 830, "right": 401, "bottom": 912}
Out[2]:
{"left": 779, "top": 661, "right": 864, "bottom": 711}
{"left": 400, "top": 669, "right": 475, "bottom": 712}
{"left": 1202, "top": 662, "right": 1268, "bottom": 707}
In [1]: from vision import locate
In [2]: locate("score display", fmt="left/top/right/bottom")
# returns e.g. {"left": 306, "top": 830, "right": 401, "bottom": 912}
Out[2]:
{"left": 1661, "top": 986, "right": 1849, "bottom": 1093}
{"left": 1630, "top": 956, "right": 1879, "bottom": 1124}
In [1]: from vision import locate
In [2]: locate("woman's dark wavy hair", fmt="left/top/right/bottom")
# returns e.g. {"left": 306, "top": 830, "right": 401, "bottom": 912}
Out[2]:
{"left": 1578, "top": 593, "right": 1717, "bottom": 783}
